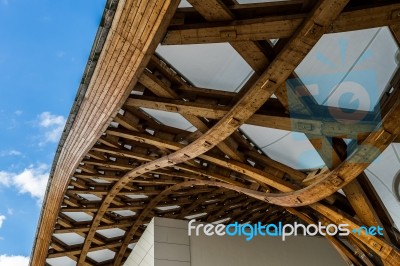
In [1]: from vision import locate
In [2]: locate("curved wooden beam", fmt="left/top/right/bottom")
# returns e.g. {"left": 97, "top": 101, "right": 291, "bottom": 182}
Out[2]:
{"left": 163, "top": 3, "right": 400, "bottom": 45}
{"left": 259, "top": 91, "right": 400, "bottom": 206}
{"left": 106, "top": 123, "right": 398, "bottom": 209}
{"left": 32, "top": 0, "right": 400, "bottom": 264}
{"left": 115, "top": 180, "right": 400, "bottom": 265}
{"left": 106, "top": 128, "right": 298, "bottom": 191}
{"left": 126, "top": 95, "right": 377, "bottom": 139}
{"left": 30, "top": 0, "right": 181, "bottom": 265}
{"left": 184, "top": 0, "right": 399, "bottom": 236}
{"left": 112, "top": 71, "right": 400, "bottom": 208}
{"left": 77, "top": 2, "right": 351, "bottom": 263}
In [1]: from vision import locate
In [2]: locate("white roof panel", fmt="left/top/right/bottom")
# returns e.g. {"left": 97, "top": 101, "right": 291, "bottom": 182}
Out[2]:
{"left": 241, "top": 125, "right": 325, "bottom": 169}
{"left": 78, "top": 193, "right": 102, "bottom": 201}
{"left": 141, "top": 108, "right": 196, "bottom": 132}
{"left": 113, "top": 210, "right": 136, "bottom": 217}
{"left": 366, "top": 144, "right": 400, "bottom": 229}
{"left": 87, "top": 249, "right": 116, "bottom": 263}
{"left": 240, "top": 125, "right": 289, "bottom": 149}
{"left": 62, "top": 212, "right": 93, "bottom": 222}
{"left": 53, "top": 233, "right": 84, "bottom": 246}
{"left": 295, "top": 27, "right": 398, "bottom": 112}
{"left": 179, "top": 0, "right": 191, "bottom": 8}
{"left": 262, "top": 132, "right": 325, "bottom": 170}
{"left": 97, "top": 228, "right": 126, "bottom": 239}
{"left": 47, "top": 257, "right": 77, "bottom": 266}
{"left": 157, "top": 43, "right": 253, "bottom": 92}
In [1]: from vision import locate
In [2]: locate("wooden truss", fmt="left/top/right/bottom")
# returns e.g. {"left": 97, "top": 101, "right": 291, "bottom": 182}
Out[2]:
{"left": 31, "top": 0, "right": 400, "bottom": 265}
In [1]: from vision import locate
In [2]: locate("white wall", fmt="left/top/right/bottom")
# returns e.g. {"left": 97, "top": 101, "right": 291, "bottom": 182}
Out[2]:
{"left": 124, "top": 218, "right": 347, "bottom": 266}
{"left": 123, "top": 219, "right": 155, "bottom": 266}
{"left": 190, "top": 228, "right": 346, "bottom": 266}
{"left": 124, "top": 218, "right": 191, "bottom": 266}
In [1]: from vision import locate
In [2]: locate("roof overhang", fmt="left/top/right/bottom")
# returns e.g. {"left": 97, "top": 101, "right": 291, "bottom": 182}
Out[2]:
{"left": 31, "top": 1, "right": 400, "bottom": 265}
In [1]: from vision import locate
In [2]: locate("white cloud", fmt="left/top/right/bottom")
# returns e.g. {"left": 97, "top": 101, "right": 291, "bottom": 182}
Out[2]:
{"left": 0, "top": 255, "right": 29, "bottom": 266}
{"left": 0, "top": 150, "right": 22, "bottom": 157}
{"left": 8, "top": 150, "right": 22, "bottom": 156}
{"left": 0, "top": 165, "right": 49, "bottom": 201}
{"left": 0, "top": 215, "right": 5, "bottom": 228}
{"left": 14, "top": 110, "right": 22, "bottom": 116}
{"left": 0, "top": 172, "right": 10, "bottom": 186}
{"left": 13, "top": 165, "right": 49, "bottom": 199}
{"left": 7, "top": 208, "right": 13, "bottom": 215}
{"left": 38, "top": 112, "right": 65, "bottom": 128}
{"left": 37, "top": 112, "right": 66, "bottom": 145}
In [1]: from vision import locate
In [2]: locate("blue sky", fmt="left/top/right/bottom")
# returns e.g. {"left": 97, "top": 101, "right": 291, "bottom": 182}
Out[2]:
{"left": 0, "top": 0, "right": 106, "bottom": 264}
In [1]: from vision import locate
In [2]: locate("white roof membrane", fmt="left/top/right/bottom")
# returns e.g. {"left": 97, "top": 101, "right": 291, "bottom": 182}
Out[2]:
{"left": 366, "top": 144, "right": 400, "bottom": 230}
{"left": 156, "top": 43, "right": 253, "bottom": 92}
{"left": 47, "top": 257, "right": 77, "bottom": 266}
{"left": 53, "top": 233, "right": 85, "bottom": 246}
{"left": 155, "top": 18, "right": 400, "bottom": 234}
{"left": 87, "top": 249, "right": 116, "bottom": 263}
{"left": 295, "top": 27, "right": 398, "bottom": 112}
{"left": 141, "top": 108, "right": 196, "bottom": 132}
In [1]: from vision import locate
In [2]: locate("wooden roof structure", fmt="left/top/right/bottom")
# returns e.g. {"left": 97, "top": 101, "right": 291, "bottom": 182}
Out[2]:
{"left": 31, "top": 0, "right": 400, "bottom": 265}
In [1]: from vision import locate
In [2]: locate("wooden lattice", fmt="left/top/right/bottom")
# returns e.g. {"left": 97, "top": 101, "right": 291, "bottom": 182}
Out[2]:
{"left": 31, "top": 0, "right": 400, "bottom": 265}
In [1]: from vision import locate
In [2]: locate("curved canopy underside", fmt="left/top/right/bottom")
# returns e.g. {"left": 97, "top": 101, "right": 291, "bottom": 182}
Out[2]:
{"left": 32, "top": 0, "right": 400, "bottom": 265}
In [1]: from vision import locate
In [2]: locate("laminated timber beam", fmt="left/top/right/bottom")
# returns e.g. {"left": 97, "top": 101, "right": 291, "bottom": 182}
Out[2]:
{"left": 185, "top": 0, "right": 276, "bottom": 88}
{"left": 142, "top": 55, "right": 288, "bottom": 170}
{"left": 65, "top": 124, "right": 400, "bottom": 264}
{"left": 86, "top": 133, "right": 344, "bottom": 210}
{"left": 78, "top": 1, "right": 353, "bottom": 264}
{"left": 253, "top": 84, "right": 400, "bottom": 205}
{"left": 185, "top": 0, "right": 394, "bottom": 249}
{"left": 33, "top": 0, "right": 400, "bottom": 265}
{"left": 30, "top": 0, "right": 181, "bottom": 265}
{"left": 166, "top": 0, "right": 398, "bottom": 262}
{"left": 163, "top": 3, "right": 400, "bottom": 45}
{"left": 286, "top": 208, "right": 365, "bottom": 265}
{"left": 138, "top": 67, "right": 246, "bottom": 162}
{"left": 49, "top": 193, "right": 267, "bottom": 261}
{"left": 60, "top": 205, "right": 143, "bottom": 213}
{"left": 125, "top": 95, "right": 378, "bottom": 139}
{"left": 286, "top": 83, "right": 389, "bottom": 242}
{"left": 276, "top": 67, "right": 400, "bottom": 239}
{"left": 147, "top": 55, "right": 239, "bottom": 101}
{"left": 54, "top": 221, "right": 133, "bottom": 234}
{"left": 131, "top": 55, "right": 398, "bottom": 225}
{"left": 107, "top": 102, "right": 291, "bottom": 188}
{"left": 103, "top": 124, "right": 396, "bottom": 254}
{"left": 391, "top": 24, "right": 400, "bottom": 44}
{"left": 104, "top": 127, "right": 301, "bottom": 191}
{"left": 176, "top": 0, "right": 309, "bottom": 21}
{"left": 47, "top": 242, "right": 124, "bottom": 260}
{"left": 279, "top": 65, "right": 400, "bottom": 247}
{"left": 101, "top": 125, "right": 336, "bottom": 203}
{"left": 115, "top": 180, "right": 400, "bottom": 266}
{"left": 186, "top": 0, "right": 399, "bottom": 253}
